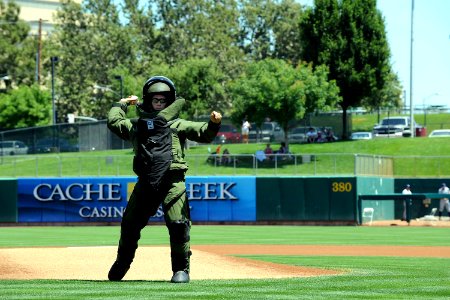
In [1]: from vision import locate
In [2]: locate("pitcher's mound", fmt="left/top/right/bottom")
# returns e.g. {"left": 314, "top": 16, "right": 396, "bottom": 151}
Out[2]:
{"left": 0, "top": 246, "right": 338, "bottom": 281}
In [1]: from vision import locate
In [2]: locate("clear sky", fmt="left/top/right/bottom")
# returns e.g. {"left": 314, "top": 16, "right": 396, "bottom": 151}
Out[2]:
{"left": 377, "top": 0, "right": 450, "bottom": 108}
{"left": 300, "top": 0, "right": 450, "bottom": 108}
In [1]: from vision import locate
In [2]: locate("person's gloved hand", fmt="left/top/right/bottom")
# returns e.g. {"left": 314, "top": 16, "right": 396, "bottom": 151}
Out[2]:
{"left": 119, "top": 95, "right": 139, "bottom": 106}
{"left": 210, "top": 111, "right": 222, "bottom": 124}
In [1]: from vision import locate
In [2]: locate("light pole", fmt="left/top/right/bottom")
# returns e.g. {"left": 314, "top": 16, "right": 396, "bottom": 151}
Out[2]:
{"left": 51, "top": 56, "right": 58, "bottom": 125}
{"left": 114, "top": 75, "right": 123, "bottom": 99}
{"left": 409, "top": 0, "right": 415, "bottom": 138}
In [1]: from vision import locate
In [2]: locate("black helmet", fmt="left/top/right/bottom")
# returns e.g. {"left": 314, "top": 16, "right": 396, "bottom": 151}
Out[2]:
{"left": 142, "top": 76, "right": 176, "bottom": 111}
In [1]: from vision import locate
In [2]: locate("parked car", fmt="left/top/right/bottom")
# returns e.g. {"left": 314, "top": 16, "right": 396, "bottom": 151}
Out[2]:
{"left": 214, "top": 124, "right": 241, "bottom": 144}
{"left": 428, "top": 129, "right": 450, "bottom": 138}
{"left": 248, "top": 122, "right": 285, "bottom": 143}
{"left": 288, "top": 127, "right": 307, "bottom": 144}
{"left": 288, "top": 127, "right": 320, "bottom": 143}
{"left": 350, "top": 132, "right": 373, "bottom": 140}
{"left": 32, "top": 138, "right": 79, "bottom": 153}
{"left": 372, "top": 116, "right": 419, "bottom": 138}
{"left": 0, "top": 140, "right": 29, "bottom": 155}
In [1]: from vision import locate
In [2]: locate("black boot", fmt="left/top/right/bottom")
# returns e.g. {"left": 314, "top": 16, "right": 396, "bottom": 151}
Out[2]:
{"left": 108, "top": 260, "right": 131, "bottom": 281}
{"left": 108, "top": 224, "right": 140, "bottom": 281}
{"left": 108, "top": 251, "right": 134, "bottom": 281}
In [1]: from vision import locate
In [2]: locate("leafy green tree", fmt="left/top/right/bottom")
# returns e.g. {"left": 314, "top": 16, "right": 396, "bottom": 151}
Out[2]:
{"left": 238, "top": 0, "right": 276, "bottom": 60}
{"left": 147, "top": 57, "right": 228, "bottom": 119}
{"left": 0, "top": 84, "right": 51, "bottom": 129}
{"left": 237, "top": 0, "right": 306, "bottom": 64}
{"left": 301, "top": 0, "right": 392, "bottom": 138}
{"left": 52, "top": 0, "right": 136, "bottom": 121}
{"left": 229, "top": 59, "right": 340, "bottom": 144}
{"left": 154, "top": 0, "right": 233, "bottom": 59}
{"left": 0, "top": 0, "right": 36, "bottom": 87}
{"left": 153, "top": 0, "right": 242, "bottom": 73}
{"left": 271, "top": 0, "right": 306, "bottom": 65}
{"left": 119, "top": 0, "right": 160, "bottom": 75}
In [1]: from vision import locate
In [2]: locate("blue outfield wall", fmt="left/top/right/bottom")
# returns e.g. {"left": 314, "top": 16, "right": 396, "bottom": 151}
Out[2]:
{"left": 17, "top": 176, "right": 256, "bottom": 223}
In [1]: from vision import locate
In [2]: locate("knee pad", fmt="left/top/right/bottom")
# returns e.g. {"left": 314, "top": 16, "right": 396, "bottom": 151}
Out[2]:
{"left": 168, "top": 220, "right": 191, "bottom": 244}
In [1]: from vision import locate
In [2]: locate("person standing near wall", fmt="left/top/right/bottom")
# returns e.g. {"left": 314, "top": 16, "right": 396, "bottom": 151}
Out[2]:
{"left": 401, "top": 184, "right": 412, "bottom": 222}
{"left": 438, "top": 183, "right": 450, "bottom": 220}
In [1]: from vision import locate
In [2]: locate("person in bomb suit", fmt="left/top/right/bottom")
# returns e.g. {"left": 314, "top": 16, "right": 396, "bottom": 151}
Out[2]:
{"left": 107, "top": 76, "right": 222, "bottom": 283}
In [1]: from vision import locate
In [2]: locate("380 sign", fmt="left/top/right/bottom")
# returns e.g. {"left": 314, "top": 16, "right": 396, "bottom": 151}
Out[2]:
{"left": 331, "top": 181, "right": 353, "bottom": 192}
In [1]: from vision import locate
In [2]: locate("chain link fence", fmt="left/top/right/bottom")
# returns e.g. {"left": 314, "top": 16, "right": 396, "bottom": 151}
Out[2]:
{"left": 0, "top": 120, "right": 130, "bottom": 155}
{"left": 1, "top": 152, "right": 448, "bottom": 178}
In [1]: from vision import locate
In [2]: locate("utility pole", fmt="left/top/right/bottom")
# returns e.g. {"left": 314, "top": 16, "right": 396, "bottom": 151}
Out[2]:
{"left": 409, "top": 0, "right": 415, "bottom": 138}
{"left": 114, "top": 75, "right": 123, "bottom": 99}
{"left": 51, "top": 56, "right": 59, "bottom": 125}
{"left": 37, "top": 18, "right": 43, "bottom": 84}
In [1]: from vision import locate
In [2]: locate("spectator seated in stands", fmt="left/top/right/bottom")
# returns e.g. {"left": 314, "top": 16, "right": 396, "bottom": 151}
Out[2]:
{"left": 275, "top": 142, "right": 292, "bottom": 160}
{"left": 221, "top": 148, "right": 232, "bottom": 165}
{"left": 316, "top": 130, "right": 326, "bottom": 143}
{"left": 306, "top": 128, "right": 317, "bottom": 143}
{"left": 207, "top": 144, "right": 223, "bottom": 164}
{"left": 264, "top": 143, "right": 273, "bottom": 161}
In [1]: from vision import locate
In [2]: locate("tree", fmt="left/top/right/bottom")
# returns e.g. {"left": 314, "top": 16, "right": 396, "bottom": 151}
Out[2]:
{"left": 0, "top": 0, "right": 36, "bottom": 87}
{"left": 52, "top": 0, "right": 136, "bottom": 121}
{"left": 121, "top": 0, "right": 159, "bottom": 74}
{"left": 153, "top": 0, "right": 242, "bottom": 73}
{"left": 238, "top": 0, "right": 276, "bottom": 60}
{"left": 0, "top": 84, "right": 51, "bottom": 129}
{"left": 149, "top": 57, "right": 228, "bottom": 119}
{"left": 271, "top": 0, "right": 306, "bottom": 65}
{"left": 237, "top": 0, "right": 306, "bottom": 65}
{"left": 301, "top": 0, "right": 393, "bottom": 138}
{"left": 229, "top": 59, "right": 340, "bottom": 144}
{"left": 364, "top": 72, "right": 403, "bottom": 124}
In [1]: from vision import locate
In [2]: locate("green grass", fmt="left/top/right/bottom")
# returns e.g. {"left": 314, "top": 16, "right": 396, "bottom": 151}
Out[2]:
{"left": 2, "top": 225, "right": 450, "bottom": 247}
{"left": 1, "top": 226, "right": 449, "bottom": 299}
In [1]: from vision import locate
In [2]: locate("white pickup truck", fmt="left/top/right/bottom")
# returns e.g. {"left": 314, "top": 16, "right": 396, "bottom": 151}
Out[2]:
{"left": 372, "top": 116, "right": 418, "bottom": 138}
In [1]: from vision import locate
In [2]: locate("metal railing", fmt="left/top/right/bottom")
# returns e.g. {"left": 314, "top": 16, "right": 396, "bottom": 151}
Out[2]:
{"left": 2, "top": 153, "right": 448, "bottom": 178}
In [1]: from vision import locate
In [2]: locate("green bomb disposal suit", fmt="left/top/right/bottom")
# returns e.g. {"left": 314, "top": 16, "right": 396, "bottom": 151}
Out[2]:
{"left": 107, "top": 97, "right": 219, "bottom": 278}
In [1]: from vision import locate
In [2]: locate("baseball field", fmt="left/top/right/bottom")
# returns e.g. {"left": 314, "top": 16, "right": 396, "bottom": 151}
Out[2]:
{"left": 0, "top": 225, "right": 449, "bottom": 299}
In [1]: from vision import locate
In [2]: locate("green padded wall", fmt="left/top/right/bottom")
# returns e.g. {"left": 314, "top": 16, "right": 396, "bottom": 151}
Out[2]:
{"left": 256, "top": 177, "right": 357, "bottom": 222}
{"left": 0, "top": 179, "right": 18, "bottom": 222}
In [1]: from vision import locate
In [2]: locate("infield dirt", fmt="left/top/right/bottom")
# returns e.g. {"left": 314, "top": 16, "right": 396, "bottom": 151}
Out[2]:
{"left": 1, "top": 244, "right": 449, "bottom": 281}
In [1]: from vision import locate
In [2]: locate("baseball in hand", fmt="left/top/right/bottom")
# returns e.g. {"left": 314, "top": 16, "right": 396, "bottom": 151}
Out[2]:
{"left": 120, "top": 95, "right": 139, "bottom": 105}
{"left": 210, "top": 111, "right": 222, "bottom": 124}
